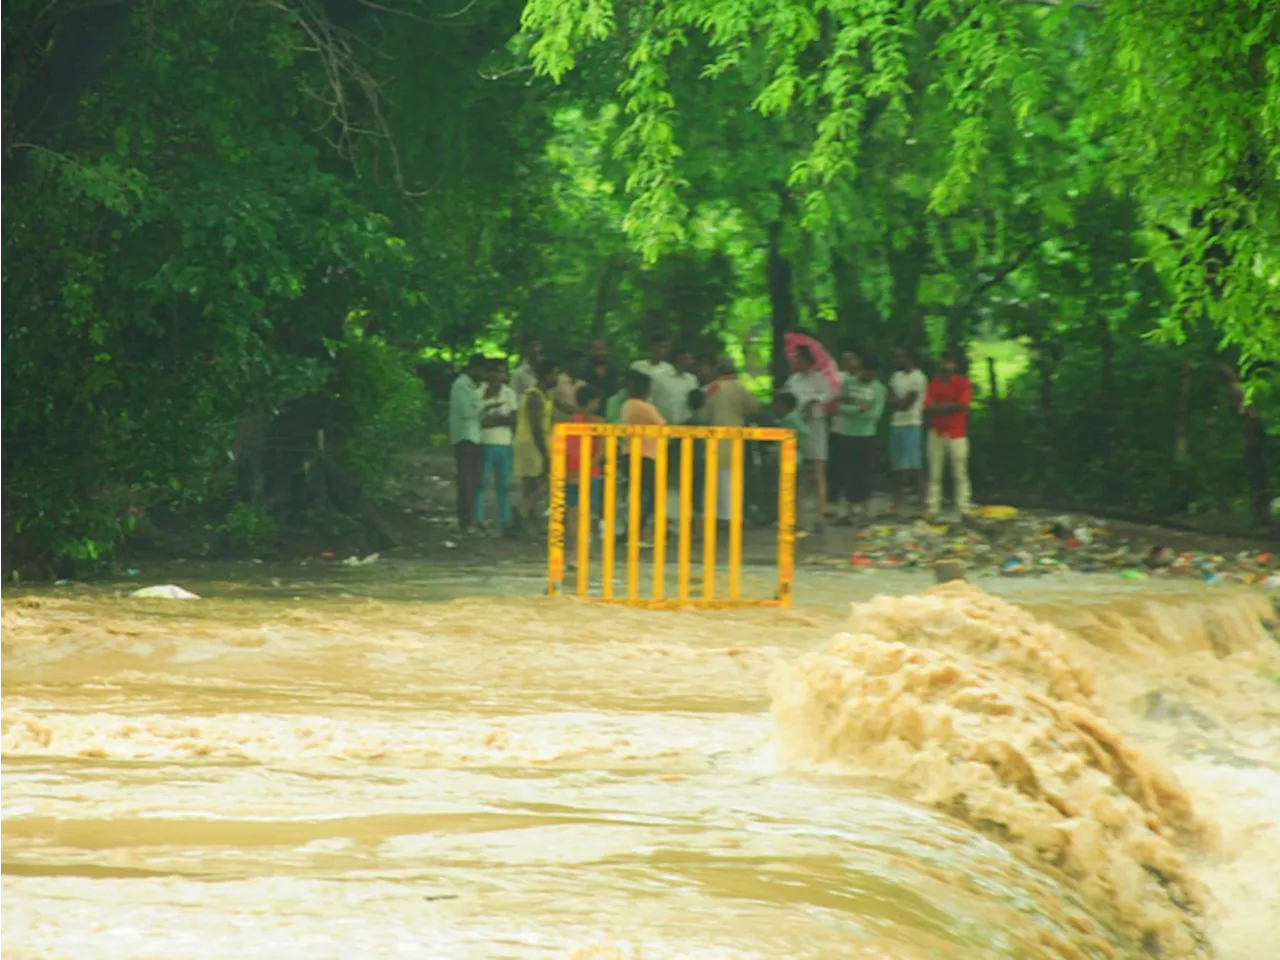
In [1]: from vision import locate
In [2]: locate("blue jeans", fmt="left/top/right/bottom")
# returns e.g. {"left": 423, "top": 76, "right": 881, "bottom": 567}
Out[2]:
{"left": 890, "top": 425, "right": 923, "bottom": 471}
{"left": 476, "top": 444, "right": 513, "bottom": 524}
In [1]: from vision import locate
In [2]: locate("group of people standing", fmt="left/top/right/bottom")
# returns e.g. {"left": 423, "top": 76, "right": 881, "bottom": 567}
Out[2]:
{"left": 448, "top": 333, "right": 975, "bottom": 539}
{"left": 788, "top": 346, "right": 973, "bottom": 531}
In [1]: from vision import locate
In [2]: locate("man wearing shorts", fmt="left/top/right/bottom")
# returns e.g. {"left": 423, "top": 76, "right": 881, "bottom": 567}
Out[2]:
{"left": 887, "top": 348, "right": 927, "bottom": 515}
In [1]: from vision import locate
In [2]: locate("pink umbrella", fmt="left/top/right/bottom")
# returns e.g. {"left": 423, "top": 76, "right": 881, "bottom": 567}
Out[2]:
{"left": 783, "top": 332, "right": 841, "bottom": 414}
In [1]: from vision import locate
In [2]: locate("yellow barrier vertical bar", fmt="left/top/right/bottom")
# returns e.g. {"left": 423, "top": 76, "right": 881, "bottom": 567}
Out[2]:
{"left": 576, "top": 431, "right": 592, "bottom": 598}
{"left": 547, "top": 424, "right": 567, "bottom": 596}
{"left": 601, "top": 436, "right": 617, "bottom": 599}
{"left": 652, "top": 433, "right": 668, "bottom": 600}
{"left": 627, "top": 435, "right": 643, "bottom": 600}
{"left": 702, "top": 437, "right": 718, "bottom": 601}
{"left": 677, "top": 435, "right": 693, "bottom": 602}
{"left": 729, "top": 436, "right": 744, "bottom": 600}
{"left": 776, "top": 435, "right": 797, "bottom": 607}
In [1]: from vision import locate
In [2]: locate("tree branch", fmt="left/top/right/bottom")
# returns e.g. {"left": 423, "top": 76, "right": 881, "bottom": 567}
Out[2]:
{"left": 1008, "top": 0, "right": 1100, "bottom": 10}
{"left": 964, "top": 238, "right": 1042, "bottom": 308}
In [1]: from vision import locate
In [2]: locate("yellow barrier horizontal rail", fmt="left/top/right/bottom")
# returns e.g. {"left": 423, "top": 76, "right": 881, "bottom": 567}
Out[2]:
{"left": 555, "top": 423, "right": 793, "bottom": 442}
{"left": 547, "top": 422, "right": 796, "bottom": 610}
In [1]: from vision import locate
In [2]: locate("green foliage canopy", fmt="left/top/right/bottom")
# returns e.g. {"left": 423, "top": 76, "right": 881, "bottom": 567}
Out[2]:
{"left": 519, "top": 0, "right": 1280, "bottom": 376}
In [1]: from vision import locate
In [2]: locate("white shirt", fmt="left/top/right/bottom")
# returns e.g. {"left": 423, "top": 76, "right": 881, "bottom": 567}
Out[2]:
{"left": 785, "top": 370, "right": 834, "bottom": 424}
{"left": 888, "top": 369, "right": 928, "bottom": 426}
{"left": 666, "top": 370, "right": 700, "bottom": 424}
{"left": 478, "top": 383, "right": 517, "bottom": 445}
{"left": 511, "top": 360, "right": 536, "bottom": 403}
{"left": 629, "top": 360, "right": 681, "bottom": 423}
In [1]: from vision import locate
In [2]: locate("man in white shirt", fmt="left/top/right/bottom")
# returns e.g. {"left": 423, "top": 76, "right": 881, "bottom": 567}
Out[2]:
{"left": 785, "top": 344, "right": 835, "bottom": 532}
{"left": 665, "top": 347, "right": 702, "bottom": 425}
{"left": 887, "top": 347, "right": 928, "bottom": 515}
{"left": 475, "top": 358, "right": 518, "bottom": 536}
{"left": 630, "top": 333, "right": 682, "bottom": 424}
{"left": 510, "top": 336, "right": 541, "bottom": 405}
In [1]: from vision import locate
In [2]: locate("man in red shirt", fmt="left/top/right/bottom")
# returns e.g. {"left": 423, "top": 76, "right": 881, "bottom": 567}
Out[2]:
{"left": 923, "top": 353, "right": 973, "bottom": 521}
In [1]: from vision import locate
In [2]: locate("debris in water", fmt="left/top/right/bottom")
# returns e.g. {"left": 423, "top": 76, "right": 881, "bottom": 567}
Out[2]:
{"left": 824, "top": 513, "right": 1278, "bottom": 586}
{"left": 129, "top": 585, "right": 200, "bottom": 600}
{"left": 1143, "top": 691, "right": 1216, "bottom": 730}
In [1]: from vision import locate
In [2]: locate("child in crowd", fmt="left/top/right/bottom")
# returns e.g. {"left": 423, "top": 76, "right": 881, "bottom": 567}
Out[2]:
{"left": 744, "top": 392, "right": 807, "bottom": 525}
{"left": 667, "top": 387, "right": 708, "bottom": 528}
{"left": 563, "top": 384, "right": 605, "bottom": 550}
{"left": 773, "top": 391, "right": 810, "bottom": 464}
{"left": 685, "top": 387, "right": 708, "bottom": 426}
{"left": 605, "top": 385, "right": 627, "bottom": 424}
{"left": 475, "top": 358, "right": 518, "bottom": 537}
{"left": 619, "top": 369, "right": 666, "bottom": 540}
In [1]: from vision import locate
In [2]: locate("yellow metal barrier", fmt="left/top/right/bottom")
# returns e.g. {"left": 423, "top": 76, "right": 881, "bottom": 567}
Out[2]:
{"left": 547, "top": 423, "right": 797, "bottom": 609}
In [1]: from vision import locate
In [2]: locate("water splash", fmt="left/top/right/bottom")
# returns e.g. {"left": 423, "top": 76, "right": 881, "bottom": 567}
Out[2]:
{"left": 770, "top": 583, "right": 1280, "bottom": 958}
{"left": 4, "top": 576, "right": 1278, "bottom": 960}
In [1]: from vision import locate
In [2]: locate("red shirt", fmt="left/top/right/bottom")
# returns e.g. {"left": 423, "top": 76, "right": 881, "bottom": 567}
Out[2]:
{"left": 564, "top": 414, "right": 602, "bottom": 479}
{"left": 925, "top": 376, "right": 972, "bottom": 439}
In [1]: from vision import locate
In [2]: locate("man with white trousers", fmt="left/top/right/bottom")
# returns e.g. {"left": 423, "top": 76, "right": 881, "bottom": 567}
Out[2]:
{"left": 923, "top": 352, "right": 973, "bottom": 522}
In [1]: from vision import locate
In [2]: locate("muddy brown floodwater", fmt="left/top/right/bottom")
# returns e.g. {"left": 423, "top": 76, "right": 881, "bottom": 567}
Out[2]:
{"left": 3, "top": 565, "right": 1279, "bottom": 960}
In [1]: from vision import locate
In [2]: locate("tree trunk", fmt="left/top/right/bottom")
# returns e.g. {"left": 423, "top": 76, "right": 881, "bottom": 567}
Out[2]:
{"left": 4, "top": 1, "right": 137, "bottom": 183}
{"left": 1219, "top": 364, "right": 1273, "bottom": 528}
{"left": 1242, "top": 406, "right": 1272, "bottom": 529}
{"left": 767, "top": 220, "right": 797, "bottom": 388}
{"left": 1174, "top": 362, "right": 1191, "bottom": 463}
{"left": 590, "top": 253, "right": 627, "bottom": 338}
{"left": 945, "top": 310, "right": 967, "bottom": 365}
{"left": 1166, "top": 361, "right": 1194, "bottom": 514}
{"left": 1035, "top": 344, "right": 1059, "bottom": 496}
{"left": 0, "top": 455, "right": 12, "bottom": 583}
{"left": 986, "top": 357, "right": 1001, "bottom": 487}
{"left": 1097, "top": 315, "right": 1116, "bottom": 496}
{"left": 887, "top": 210, "right": 929, "bottom": 335}
{"left": 831, "top": 251, "right": 883, "bottom": 347}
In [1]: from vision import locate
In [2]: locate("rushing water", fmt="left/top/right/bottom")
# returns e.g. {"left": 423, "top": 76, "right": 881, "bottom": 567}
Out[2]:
{"left": 3, "top": 565, "right": 1279, "bottom": 959}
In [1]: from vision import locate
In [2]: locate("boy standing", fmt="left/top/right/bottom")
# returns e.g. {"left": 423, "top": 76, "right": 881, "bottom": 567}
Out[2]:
{"left": 667, "top": 347, "right": 702, "bottom": 426}
{"left": 704, "top": 355, "right": 759, "bottom": 522}
{"left": 449, "top": 354, "right": 486, "bottom": 531}
{"left": 630, "top": 333, "right": 679, "bottom": 423}
{"left": 620, "top": 369, "right": 667, "bottom": 539}
{"left": 564, "top": 384, "right": 606, "bottom": 551}
{"left": 924, "top": 353, "right": 973, "bottom": 522}
{"left": 475, "top": 358, "right": 518, "bottom": 536}
{"left": 887, "top": 347, "right": 928, "bottom": 514}
{"left": 832, "top": 352, "right": 885, "bottom": 524}
{"left": 744, "top": 392, "right": 807, "bottom": 526}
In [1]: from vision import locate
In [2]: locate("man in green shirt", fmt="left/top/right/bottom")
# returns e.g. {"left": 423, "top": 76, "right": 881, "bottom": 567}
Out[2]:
{"left": 831, "top": 351, "right": 885, "bottom": 524}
